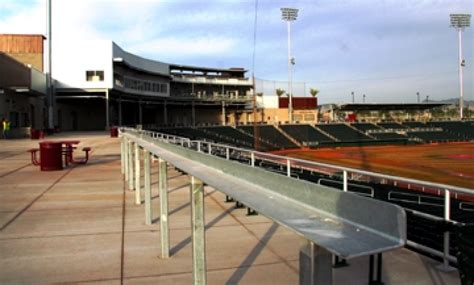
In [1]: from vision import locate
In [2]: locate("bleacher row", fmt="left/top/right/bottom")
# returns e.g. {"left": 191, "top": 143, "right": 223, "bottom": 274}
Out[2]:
{"left": 156, "top": 120, "right": 474, "bottom": 150}
{"left": 169, "top": 145, "right": 474, "bottom": 266}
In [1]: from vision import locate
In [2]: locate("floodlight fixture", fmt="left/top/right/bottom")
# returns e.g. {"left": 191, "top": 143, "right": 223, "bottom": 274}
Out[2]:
{"left": 281, "top": 8, "right": 298, "bottom": 21}
{"left": 450, "top": 14, "right": 471, "bottom": 29}
{"left": 281, "top": 7, "right": 299, "bottom": 123}
{"left": 450, "top": 14, "right": 471, "bottom": 119}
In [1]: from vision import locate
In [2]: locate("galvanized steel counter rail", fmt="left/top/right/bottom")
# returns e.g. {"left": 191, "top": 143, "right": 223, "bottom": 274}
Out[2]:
{"left": 120, "top": 129, "right": 406, "bottom": 285}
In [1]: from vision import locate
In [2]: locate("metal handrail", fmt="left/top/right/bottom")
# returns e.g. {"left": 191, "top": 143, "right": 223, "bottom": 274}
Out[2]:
{"left": 131, "top": 127, "right": 473, "bottom": 271}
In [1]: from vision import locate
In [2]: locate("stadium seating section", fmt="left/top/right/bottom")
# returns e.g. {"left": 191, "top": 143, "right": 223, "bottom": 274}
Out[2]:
{"left": 279, "top": 124, "right": 334, "bottom": 146}
{"left": 316, "top": 124, "right": 373, "bottom": 142}
{"left": 157, "top": 120, "right": 473, "bottom": 149}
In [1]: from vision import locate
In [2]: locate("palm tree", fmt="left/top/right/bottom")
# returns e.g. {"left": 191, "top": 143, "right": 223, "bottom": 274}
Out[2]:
{"left": 275, "top": 88, "right": 285, "bottom": 97}
{"left": 310, "top": 88, "right": 319, "bottom": 97}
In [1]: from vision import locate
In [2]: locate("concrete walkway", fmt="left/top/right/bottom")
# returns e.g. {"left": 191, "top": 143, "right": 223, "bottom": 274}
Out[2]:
{"left": 0, "top": 132, "right": 461, "bottom": 284}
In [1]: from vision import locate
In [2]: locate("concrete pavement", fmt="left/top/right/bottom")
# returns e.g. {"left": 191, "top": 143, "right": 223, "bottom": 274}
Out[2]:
{"left": 0, "top": 132, "right": 461, "bottom": 284}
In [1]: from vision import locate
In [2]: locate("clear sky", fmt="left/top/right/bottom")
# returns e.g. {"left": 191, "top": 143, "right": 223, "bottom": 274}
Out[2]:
{"left": 0, "top": 0, "right": 472, "bottom": 104}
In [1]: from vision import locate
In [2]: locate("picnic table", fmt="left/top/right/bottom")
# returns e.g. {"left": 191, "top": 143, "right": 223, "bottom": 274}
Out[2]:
{"left": 28, "top": 140, "right": 91, "bottom": 171}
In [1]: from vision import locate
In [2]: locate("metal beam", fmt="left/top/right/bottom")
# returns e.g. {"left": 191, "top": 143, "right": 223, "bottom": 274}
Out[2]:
{"left": 299, "top": 238, "right": 332, "bottom": 285}
{"left": 159, "top": 158, "right": 170, "bottom": 258}
{"left": 144, "top": 149, "right": 152, "bottom": 225}
{"left": 190, "top": 176, "right": 207, "bottom": 285}
{"left": 123, "top": 131, "right": 406, "bottom": 259}
{"left": 121, "top": 137, "right": 125, "bottom": 175}
{"left": 128, "top": 141, "right": 134, "bottom": 190}
{"left": 135, "top": 143, "right": 141, "bottom": 205}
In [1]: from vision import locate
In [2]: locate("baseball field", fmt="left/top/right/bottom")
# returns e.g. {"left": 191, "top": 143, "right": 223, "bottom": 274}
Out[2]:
{"left": 273, "top": 142, "right": 474, "bottom": 189}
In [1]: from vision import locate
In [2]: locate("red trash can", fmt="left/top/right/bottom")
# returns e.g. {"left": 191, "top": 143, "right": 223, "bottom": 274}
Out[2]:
{"left": 110, "top": 127, "right": 118, "bottom": 138}
{"left": 39, "top": 141, "right": 63, "bottom": 171}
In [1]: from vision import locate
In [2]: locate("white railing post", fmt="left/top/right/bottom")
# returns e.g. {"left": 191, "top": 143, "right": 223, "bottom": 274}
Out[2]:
{"left": 208, "top": 143, "right": 212, "bottom": 155}
{"left": 197, "top": 141, "right": 201, "bottom": 152}
{"left": 134, "top": 143, "right": 141, "bottom": 205}
{"left": 120, "top": 137, "right": 125, "bottom": 174}
{"left": 437, "top": 189, "right": 454, "bottom": 272}
{"left": 287, "top": 159, "right": 291, "bottom": 177}
{"left": 190, "top": 176, "right": 207, "bottom": 284}
{"left": 144, "top": 149, "right": 152, "bottom": 225}
{"left": 128, "top": 141, "right": 134, "bottom": 191}
{"left": 251, "top": 152, "right": 255, "bottom": 167}
{"left": 159, "top": 158, "right": 170, "bottom": 258}
{"left": 226, "top": 147, "right": 230, "bottom": 160}
{"left": 343, "top": 171, "right": 348, "bottom": 192}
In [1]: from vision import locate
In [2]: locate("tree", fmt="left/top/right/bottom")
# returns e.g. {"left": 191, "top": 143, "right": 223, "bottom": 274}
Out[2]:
{"left": 275, "top": 88, "right": 285, "bottom": 97}
{"left": 310, "top": 88, "right": 320, "bottom": 97}
{"left": 256, "top": 92, "right": 263, "bottom": 97}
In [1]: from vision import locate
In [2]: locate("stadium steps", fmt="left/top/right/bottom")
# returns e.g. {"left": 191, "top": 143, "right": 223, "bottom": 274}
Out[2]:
{"left": 273, "top": 124, "right": 303, "bottom": 148}
{"left": 235, "top": 126, "right": 280, "bottom": 150}
{"left": 311, "top": 125, "right": 340, "bottom": 142}
{"left": 345, "top": 122, "right": 377, "bottom": 140}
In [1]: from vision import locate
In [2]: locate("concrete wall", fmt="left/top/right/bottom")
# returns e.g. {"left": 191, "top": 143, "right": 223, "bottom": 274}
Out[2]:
{"left": 53, "top": 40, "right": 114, "bottom": 89}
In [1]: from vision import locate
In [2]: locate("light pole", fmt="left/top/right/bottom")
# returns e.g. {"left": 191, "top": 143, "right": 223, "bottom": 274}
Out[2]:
{"left": 416, "top": 92, "right": 420, "bottom": 103}
{"left": 46, "top": 0, "right": 54, "bottom": 129}
{"left": 351, "top": 91, "right": 355, "bottom": 104}
{"left": 363, "top": 94, "right": 366, "bottom": 103}
{"left": 450, "top": 14, "right": 471, "bottom": 120}
{"left": 281, "top": 7, "right": 298, "bottom": 123}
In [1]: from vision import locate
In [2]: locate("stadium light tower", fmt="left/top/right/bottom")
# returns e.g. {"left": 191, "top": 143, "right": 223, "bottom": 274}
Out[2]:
{"left": 351, "top": 91, "right": 355, "bottom": 104}
{"left": 416, "top": 92, "right": 420, "bottom": 103}
{"left": 281, "top": 7, "right": 298, "bottom": 123}
{"left": 450, "top": 14, "right": 471, "bottom": 120}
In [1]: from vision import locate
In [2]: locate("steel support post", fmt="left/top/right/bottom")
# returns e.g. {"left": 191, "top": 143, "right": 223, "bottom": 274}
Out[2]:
{"left": 251, "top": 152, "right": 255, "bottom": 167}
{"left": 144, "top": 150, "right": 152, "bottom": 225}
{"left": 287, "top": 159, "right": 291, "bottom": 177}
{"left": 226, "top": 148, "right": 230, "bottom": 160}
{"left": 190, "top": 176, "right": 207, "bottom": 285}
{"left": 159, "top": 158, "right": 170, "bottom": 258}
{"left": 134, "top": 143, "right": 141, "bottom": 205}
{"left": 128, "top": 141, "right": 134, "bottom": 190}
{"left": 437, "top": 189, "right": 455, "bottom": 272}
{"left": 299, "top": 238, "right": 332, "bottom": 285}
{"left": 121, "top": 138, "right": 125, "bottom": 175}
{"left": 124, "top": 138, "right": 129, "bottom": 181}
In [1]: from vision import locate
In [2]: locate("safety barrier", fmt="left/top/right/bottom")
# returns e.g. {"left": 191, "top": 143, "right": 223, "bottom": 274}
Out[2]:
{"left": 120, "top": 128, "right": 406, "bottom": 285}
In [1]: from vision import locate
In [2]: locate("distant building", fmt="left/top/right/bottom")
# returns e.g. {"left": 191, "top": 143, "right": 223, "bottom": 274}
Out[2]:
{"left": 0, "top": 34, "right": 47, "bottom": 136}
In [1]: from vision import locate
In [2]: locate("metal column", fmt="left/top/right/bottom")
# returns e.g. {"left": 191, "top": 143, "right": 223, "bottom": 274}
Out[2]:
{"left": 121, "top": 137, "right": 125, "bottom": 175}
{"left": 159, "top": 158, "right": 170, "bottom": 258}
{"left": 144, "top": 150, "right": 152, "bottom": 225}
{"left": 105, "top": 88, "right": 110, "bottom": 130}
{"left": 134, "top": 143, "right": 141, "bottom": 205}
{"left": 221, "top": 101, "right": 226, "bottom": 126}
{"left": 192, "top": 101, "right": 196, "bottom": 127}
{"left": 128, "top": 141, "right": 134, "bottom": 190}
{"left": 190, "top": 176, "right": 207, "bottom": 285}
{"left": 163, "top": 101, "right": 168, "bottom": 125}
{"left": 118, "top": 97, "right": 122, "bottom": 126}
{"left": 299, "top": 238, "right": 332, "bottom": 285}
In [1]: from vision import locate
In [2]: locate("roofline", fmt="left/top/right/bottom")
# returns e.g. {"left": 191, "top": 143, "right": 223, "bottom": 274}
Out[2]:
{"left": 169, "top": 64, "right": 248, "bottom": 74}
{"left": 0, "top": 34, "right": 46, "bottom": 39}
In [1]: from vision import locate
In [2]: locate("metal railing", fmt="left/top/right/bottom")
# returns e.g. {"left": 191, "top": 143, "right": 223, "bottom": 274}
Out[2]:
{"left": 119, "top": 128, "right": 407, "bottom": 285}
{"left": 123, "top": 127, "right": 473, "bottom": 273}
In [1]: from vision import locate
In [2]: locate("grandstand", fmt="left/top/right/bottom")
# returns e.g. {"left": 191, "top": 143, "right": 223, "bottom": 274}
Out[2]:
{"left": 279, "top": 124, "right": 335, "bottom": 146}
{"left": 315, "top": 123, "right": 373, "bottom": 142}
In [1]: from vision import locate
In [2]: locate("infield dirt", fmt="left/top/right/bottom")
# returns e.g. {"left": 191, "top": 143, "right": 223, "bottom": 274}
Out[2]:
{"left": 273, "top": 142, "right": 474, "bottom": 189}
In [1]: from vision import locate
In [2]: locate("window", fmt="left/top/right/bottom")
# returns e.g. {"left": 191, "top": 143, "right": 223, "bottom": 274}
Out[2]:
{"left": 86, "top": 70, "right": 104, "bottom": 82}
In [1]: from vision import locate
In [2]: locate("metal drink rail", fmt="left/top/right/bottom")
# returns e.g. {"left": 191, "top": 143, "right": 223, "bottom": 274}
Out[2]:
{"left": 120, "top": 128, "right": 406, "bottom": 285}
{"left": 128, "top": 127, "right": 474, "bottom": 271}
